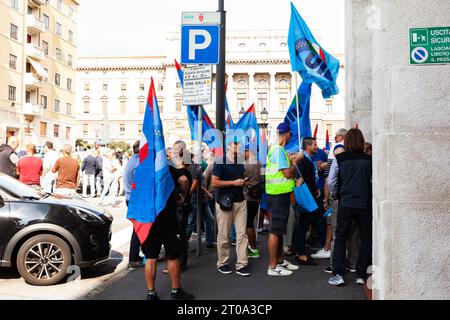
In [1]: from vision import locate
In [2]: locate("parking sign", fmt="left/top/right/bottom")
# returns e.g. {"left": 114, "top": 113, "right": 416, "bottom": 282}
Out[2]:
{"left": 181, "top": 25, "right": 220, "bottom": 64}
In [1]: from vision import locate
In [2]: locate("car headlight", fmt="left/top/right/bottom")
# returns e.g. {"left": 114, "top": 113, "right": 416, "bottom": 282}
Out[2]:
{"left": 68, "top": 207, "right": 105, "bottom": 224}
{"left": 103, "top": 210, "right": 113, "bottom": 222}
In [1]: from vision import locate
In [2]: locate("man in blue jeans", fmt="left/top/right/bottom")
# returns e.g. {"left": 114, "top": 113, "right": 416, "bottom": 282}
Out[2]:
{"left": 124, "top": 141, "right": 144, "bottom": 268}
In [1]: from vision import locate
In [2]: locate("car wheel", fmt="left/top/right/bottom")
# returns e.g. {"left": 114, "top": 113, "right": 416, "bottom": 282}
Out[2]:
{"left": 17, "top": 234, "right": 72, "bottom": 286}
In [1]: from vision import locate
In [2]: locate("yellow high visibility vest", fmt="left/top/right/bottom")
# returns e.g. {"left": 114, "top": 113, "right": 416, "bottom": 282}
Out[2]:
{"left": 265, "top": 145, "right": 295, "bottom": 195}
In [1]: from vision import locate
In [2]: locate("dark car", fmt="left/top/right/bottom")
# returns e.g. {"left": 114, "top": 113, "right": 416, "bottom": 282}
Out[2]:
{"left": 0, "top": 173, "right": 112, "bottom": 286}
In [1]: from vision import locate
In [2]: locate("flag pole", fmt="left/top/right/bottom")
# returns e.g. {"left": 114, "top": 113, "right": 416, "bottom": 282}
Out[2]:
{"left": 294, "top": 72, "right": 301, "bottom": 152}
{"left": 196, "top": 106, "right": 203, "bottom": 257}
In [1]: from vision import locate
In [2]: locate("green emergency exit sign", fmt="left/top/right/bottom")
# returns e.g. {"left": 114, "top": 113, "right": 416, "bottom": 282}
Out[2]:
{"left": 410, "top": 27, "right": 450, "bottom": 65}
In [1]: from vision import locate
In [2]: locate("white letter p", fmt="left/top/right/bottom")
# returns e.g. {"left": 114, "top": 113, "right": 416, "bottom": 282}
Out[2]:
{"left": 189, "top": 29, "right": 211, "bottom": 60}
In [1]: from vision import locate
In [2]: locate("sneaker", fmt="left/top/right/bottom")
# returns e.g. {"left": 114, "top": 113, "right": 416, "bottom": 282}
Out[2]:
{"left": 294, "top": 256, "right": 318, "bottom": 266}
{"left": 311, "top": 249, "right": 331, "bottom": 259}
{"left": 235, "top": 266, "right": 251, "bottom": 277}
{"left": 356, "top": 278, "right": 366, "bottom": 285}
{"left": 128, "top": 261, "right": 145, "bottom": 269}
{"left": 217, "top": 265, "right": 233, "bottom": 274}
{"left": 278, "top": 259, "right": 299, "bottom": 271}
{"left": 324, "top": 266, "right": 333, "bottom": 274}
{"left": 267, "top": 265, "right": 293, "bottom": 276}
{"left": 171, "top": 287, "right": 195, "bottom": 300}
{"left": 247, "top": 247, "right": 260, "bottom": 259}
{"left": 231, "top": 240, "right": 236, "bottom": 246}
{"left": 328, "top": 274, "right": 345, "bottom": 286}
{"left": 346, "top": 267, "right": 357, "bottom": 273}
{"left": 146, "top": 292, "right": 160, "bottom": 300}
{"left": 162, "top": 268, "right": 168, "bottom": 274}
{"left": 283, "top": 246, "right": 293, "bottom": 256}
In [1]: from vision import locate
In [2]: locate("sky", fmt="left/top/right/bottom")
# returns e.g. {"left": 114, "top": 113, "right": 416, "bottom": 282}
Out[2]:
{"left": 77, "top": 0, "right": 345, "bottom": 57}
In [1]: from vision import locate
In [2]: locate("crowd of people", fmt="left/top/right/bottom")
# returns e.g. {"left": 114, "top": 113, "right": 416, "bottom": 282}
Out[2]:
{"left": 0, "top": 137, "right": 130, "bottom": 205}
{"left": 0, "top": 124, "right": 373, "bottom": 301}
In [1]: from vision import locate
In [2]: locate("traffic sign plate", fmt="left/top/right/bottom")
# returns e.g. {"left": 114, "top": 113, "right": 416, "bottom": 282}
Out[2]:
{"left": 181, "top": 25, "right": 220, "bottom": 64}
{"left": 182, "top": 65, "right": 213, "bottom": 106}
{"left": 410, "top": 27, "right": 450, "bottom": 65}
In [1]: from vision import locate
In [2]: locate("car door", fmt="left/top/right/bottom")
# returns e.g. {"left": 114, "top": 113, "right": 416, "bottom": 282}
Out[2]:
{"left": 0, "top": 193, "right": 11, "bottom": 261}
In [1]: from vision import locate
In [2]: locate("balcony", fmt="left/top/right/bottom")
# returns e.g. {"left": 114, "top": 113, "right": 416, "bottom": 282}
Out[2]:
{"left": 24, "top": 73, "right": 42, "bottom": 89}
{"left": 25, "top": 43, "right": 44, "bottom": 60}
{"left": 23, "top": 103, "right": 43, "bottom": 117}
{"left": 26, "top": 15, "right": 44, "bottom": 34}
{"left": 28, "top": 0, "right": 46, "bottom": 8}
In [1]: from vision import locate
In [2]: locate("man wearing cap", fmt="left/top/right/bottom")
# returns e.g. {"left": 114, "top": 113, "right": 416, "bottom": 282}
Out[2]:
{"left": 265, "top": 122, "right": 303, "bottom": 276}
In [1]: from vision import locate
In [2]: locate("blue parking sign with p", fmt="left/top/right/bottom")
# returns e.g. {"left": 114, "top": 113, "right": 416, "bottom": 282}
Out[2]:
{"left": 181, "top": 25, "right": 220, "bottom": 64}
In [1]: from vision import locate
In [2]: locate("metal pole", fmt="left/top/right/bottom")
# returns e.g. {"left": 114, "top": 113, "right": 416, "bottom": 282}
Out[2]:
{"left": 196, "top": 106, "right": 203, "bottom": 257}
{"left": 216, "top": 0, "right": 226, "bottom": 154}
{"left": 294, "top": 72, "right": 301, "bottom": 152}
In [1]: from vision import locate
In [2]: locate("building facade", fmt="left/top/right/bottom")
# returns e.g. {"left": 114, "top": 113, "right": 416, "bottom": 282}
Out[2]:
{"left": 0, "top": 0, "right": 78, "bottom": 149}
{"left": 76, "top": 29, "right": 345, "bottom": 149}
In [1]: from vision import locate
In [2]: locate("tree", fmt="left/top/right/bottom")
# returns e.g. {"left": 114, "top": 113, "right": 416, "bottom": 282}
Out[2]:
{"left": 75, "top": 138, "right": 88, "bottom": 149}
{"left": 107, "top": 141, "right": 131, "bottom": 153}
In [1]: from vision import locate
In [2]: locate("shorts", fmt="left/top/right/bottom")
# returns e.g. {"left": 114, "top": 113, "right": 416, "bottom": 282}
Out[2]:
{"left": 140, "top": 206, "right": 180, "bottom": 260}
{"left": 266, "top": 193, "right": 291, "bottom": 236}
{"left": 246, "top": 201, "right": 260, "bottom": 228}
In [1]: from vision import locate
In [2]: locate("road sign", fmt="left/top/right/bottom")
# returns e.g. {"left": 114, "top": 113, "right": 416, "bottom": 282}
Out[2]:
{"left": 182, "top": 65, "right": 213, "bottom": 106}
{"left": 182, "top": 12, "right": 221, "bottom": 25}
{"left": 181, "top": 25, "right": 220, "bottom": 64}
{"left": 410, "top": 27, "right": 450, "bottom": 65}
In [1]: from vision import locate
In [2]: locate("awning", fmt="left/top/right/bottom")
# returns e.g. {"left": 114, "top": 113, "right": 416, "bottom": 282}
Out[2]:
{"left": 27, "top": 57, "right": 48, "bottom": 78}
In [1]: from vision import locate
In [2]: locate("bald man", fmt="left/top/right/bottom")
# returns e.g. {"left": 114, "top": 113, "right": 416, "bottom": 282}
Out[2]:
{"left": 52, "top": 144, "right": 80, "bottom": 196}
{"left": 0, "top": 136, "right": 20, "bottom": 178}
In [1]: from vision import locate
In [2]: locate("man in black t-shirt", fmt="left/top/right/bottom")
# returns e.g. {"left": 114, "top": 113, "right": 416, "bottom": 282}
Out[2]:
{"left": 212, "top": 141, "right": 250, "bottom": 277}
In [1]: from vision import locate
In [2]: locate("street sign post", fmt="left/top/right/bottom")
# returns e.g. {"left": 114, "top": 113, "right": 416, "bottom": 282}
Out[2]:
{"left": 410, "top": 27, "right": 450, "bottom": 65}
{"left": 181, "top": 25, "right": 220, "bottom": 64}
{"left": 182, "top": 65, "right": 213, "bottom": 106}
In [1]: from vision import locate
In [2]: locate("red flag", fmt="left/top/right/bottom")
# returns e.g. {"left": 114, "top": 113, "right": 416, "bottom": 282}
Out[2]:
{"left": 313, "top": 123, "right": 318, "bottom": 138}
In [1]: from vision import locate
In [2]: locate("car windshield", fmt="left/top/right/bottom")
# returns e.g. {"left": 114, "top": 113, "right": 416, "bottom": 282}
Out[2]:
{"left": 0, "top": 173, "right": 42, "bottom": 199}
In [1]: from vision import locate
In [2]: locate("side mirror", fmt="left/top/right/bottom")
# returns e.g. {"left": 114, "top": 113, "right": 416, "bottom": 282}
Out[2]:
{"left": 0, "top": 195, "right": 4, "bottom": 209}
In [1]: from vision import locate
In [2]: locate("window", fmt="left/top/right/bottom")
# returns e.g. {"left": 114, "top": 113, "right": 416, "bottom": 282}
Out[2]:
{"left": 102, "top": 83, "right": 108, "bottom": 91}
{"left": 138, "top": 123, "right": 142, "bottom": 135}
{"left": 325, "top": 99, "right": 333, "bottom": 113}
{"left": 280, "top": 42, "right": 287, "bottom": 47}
{"left": 258, "top": 79, "right": 267, "bottom": 87}
{"left": 11, "top": 0, "right": 19, "bottom": 9}
{"left": 84, "top": 82, "right": 90, "bottom": 91}
{"left": 8, "top": 86, "right": 16, "bottom": 101}
{"left": 9, "top": 54, "right": 17, "bottom": 70}
{"left": 55, "top": 22, "right": 62, "bottom": 36}
{"left": 65, "top": 127, "right": 71, "bottom": 140}
{"left": 120, "top": 100, "right": 126, "bottom": 114}
{"left": 56, "top": 47, "right": 62, "bottom": 61}
{"left": 40, "top": 122, "right": 47, "bottom": 137}
{"left": 176, "top": 81, "right": 181, "bottom": 89}
{"left": 83, "top": 101, "right": 89, "bottom": 113}
{"left": 279, "top": 79, "right": 288, "bottom": 88}
{"left": 43, "top": 68, "right": 48, "bottom": 82}
{"left": 57, "top": 0, "right": 62, "bottom": 10}
{"left": 41, "top": 95, "right": 48, "bottom": 109}
{"left": 238, "top": 43, "right": 246, "bottom": 48}
{"left": 119, "top": 124, "right": 125, "bottom": 135}
{"left": 10, "top": 24, "right": 18, "bottom": 40}
{"left": 43, "top": 14, "right": 49, "bottom": 29}
{"left": 326, "top": 124, "right": 333, "bottom": 138}
{"left": 279, "top": 97, "right": 288, "bottom": 111}
{"left": 52, "top": 125, "right": 59, "bottom": 138}
{"left": 101, "top": 100, "right": 107, "bottom": 114}
{"left": 238, "top": 79, "right": 246, "bottom": 88}
{"left": 158, "top": 99, "right": 164, "bottom": 114}
{"left": 83, "top": 124, "right": 88, "bottom": 136}
{"left": 55, "top": 73, "right": 60, "bottom": 86}
{"left": 139, "top": 83, "right": 145, "bottom": 92}
{"left": 259, "top": 43, "right": 267, "bottom": 47}
{"left": 121, "top": 82, "right": 126, "bottom": 92}
{"left": 66, "top": 103, "right": 71, "bottom": 115}
{"left": 257, "top": 92, "right": 267, "bottom": 109}
{"left": 68, "top": 30, "right": 73, "bottom": 43}
{"left": 67, "top": 54, "right": 73, "bottom": 66}
{"left": 139, "top": 100, "right": 145, "bottom": 114}
{"left": 158, "top": 83, "right": 164, "bottom": 91}
{"left": 42, "top": 41, "right": 49, "bottom": 55}
{"left": 237, "top": 92, "right": 247, "bottom": 109}
{"left": 67, "top": 78, "right": 72, "bottom": 91}
{"left": 68, "top": 6, "right": 74, "bottom": 18}
{"left": 54, "top": 99, "right": 60, "bottom": 112}
{"left": 25, "top": 91, "right": 31, "bottom": 103}
{"left": 175, "top": 99, "right": 182, "bottom": 112}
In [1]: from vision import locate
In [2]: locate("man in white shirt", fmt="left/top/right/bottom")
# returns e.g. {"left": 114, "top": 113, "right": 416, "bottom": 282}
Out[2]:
{"left": 42, "top": 141, "right": 60, "bottom": 193}
{"left": 100, "top": 151, "right": 117, "bottom": 206}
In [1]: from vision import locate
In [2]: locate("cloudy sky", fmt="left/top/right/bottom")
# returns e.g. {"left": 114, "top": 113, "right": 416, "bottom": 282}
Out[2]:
{"left": 77, "top": 0, "right": 345, "bottom": 57}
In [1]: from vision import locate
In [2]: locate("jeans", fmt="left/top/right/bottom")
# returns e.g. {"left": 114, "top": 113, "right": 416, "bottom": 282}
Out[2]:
{"left": 293, "top": 206, "right": 316, "bottom": 256}
{"left": 313, "top": 193, "right": 327, "bottom": 247}
{"left": 95, "top": 175, "right": 102, "bottom": 196}
{"left": 126, "top": 200, "right": 141, "bottom": 262}
{"left": 187, "top": 200, "right": 215, "bottom": 246}
{"left": 332, "top": 204, "right": 372, "bottom": 279}
{"left": 82, "top": 173, "right": 96, "bottom": 197}
{"left": 100, "top": 177, "right": 116, "bottom": 205}
{"left": 176, "top": 204, "right": 191, "bottom": 267}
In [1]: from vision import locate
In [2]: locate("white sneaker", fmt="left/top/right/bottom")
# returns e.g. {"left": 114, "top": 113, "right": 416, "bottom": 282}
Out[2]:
{"left": 356, "top": 278, "right": 366, "bottom": 285}
{"left": 267, "top": 265, "right": 293, "bottom": 276}
{"left": 278, "top": 259, "right": 299, "bottom": 271}
{"left": 311, "top": 249, "right": 331, "bottom": 259}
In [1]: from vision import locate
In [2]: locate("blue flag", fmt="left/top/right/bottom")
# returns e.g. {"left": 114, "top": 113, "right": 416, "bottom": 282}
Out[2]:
{"left": 288, "top": 2, "right": 340, "bottom": 98}
{"left": 233, "top": 104, "right": 263, "bottom": 161}
{"left": 285, "top": 82, "right": 312, "bottom": 153}
{"left": 127, "top": 78, "right": 175, "bottom": 244}
{"left": 225, "top": 99, "right": 235, "bottom": 130}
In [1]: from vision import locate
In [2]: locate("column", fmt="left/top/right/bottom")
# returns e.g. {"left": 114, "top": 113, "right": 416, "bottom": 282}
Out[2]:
{"left": 227, "top": 73, "right": 236, "bottom": 113}
{"left": 269, "top": 72, "right": 277, "bottom": 113}
{"left": 248, "top": 72, "right": 255, "bottom": 107}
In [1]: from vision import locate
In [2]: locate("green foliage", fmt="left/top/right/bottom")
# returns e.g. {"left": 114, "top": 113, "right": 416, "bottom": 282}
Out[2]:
{"left": 107, "top": 141, "right": 131, "bottom": 153}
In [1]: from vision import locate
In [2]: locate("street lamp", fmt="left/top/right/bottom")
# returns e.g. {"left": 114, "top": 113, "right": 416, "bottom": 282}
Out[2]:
{"left": 239, "top": 106, "right": 246, "bottom": 119}
{"left": 260, "top": 107, "right": 268, "bottom": 126}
